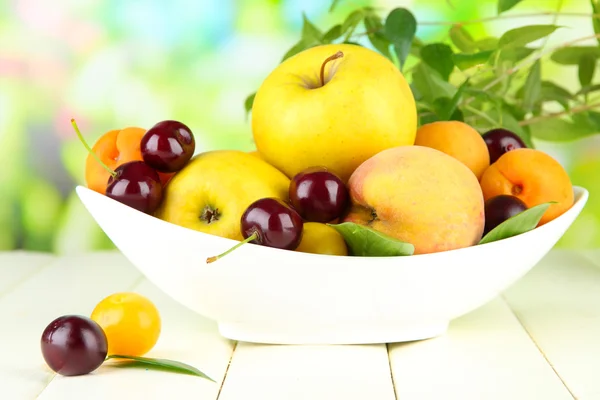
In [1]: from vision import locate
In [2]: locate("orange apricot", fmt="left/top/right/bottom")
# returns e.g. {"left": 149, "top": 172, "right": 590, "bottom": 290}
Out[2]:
{"left": 85, "top": 127, "right": 173, "bottom": 194}
{"left": 414, "top": 121, "right": 490, "bottom": 180}
{"left": 479, "top": 148, "right": 574, "bottom": 226}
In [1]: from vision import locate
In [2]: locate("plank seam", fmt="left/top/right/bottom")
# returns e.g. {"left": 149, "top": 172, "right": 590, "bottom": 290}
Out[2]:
{"left": 385, "top": 344, "right": 399, "bottom": 400}
{"left": 501, "top": 294, "right": 577, "bottom": 400}
{"left": 215, "top": 340, "right": 238, "bottom": 400}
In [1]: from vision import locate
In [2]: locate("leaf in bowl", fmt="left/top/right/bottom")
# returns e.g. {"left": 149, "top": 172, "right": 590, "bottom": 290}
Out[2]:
{"left": 106, "top": 354, "right": 215, "bottom": 382}
{"left": 478, "top": 202, "right": 553, "bottom": 245}
{"left": 327, "top": 222, "right": 415, "bottom": 256}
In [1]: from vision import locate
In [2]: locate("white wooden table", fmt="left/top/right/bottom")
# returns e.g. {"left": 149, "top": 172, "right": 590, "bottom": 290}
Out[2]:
{"left": 0, "top": 249, "right": 598, "bottom": 400}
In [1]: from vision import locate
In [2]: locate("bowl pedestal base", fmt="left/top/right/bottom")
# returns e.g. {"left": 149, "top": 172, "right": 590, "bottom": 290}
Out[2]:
{"left": 217, "top": 320, "right": 450, "bottom": 345}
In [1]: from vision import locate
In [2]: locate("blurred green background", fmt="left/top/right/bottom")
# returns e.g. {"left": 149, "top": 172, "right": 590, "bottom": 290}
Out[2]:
{"left": 0, "top": 0, "right": 598, "bottom": 254}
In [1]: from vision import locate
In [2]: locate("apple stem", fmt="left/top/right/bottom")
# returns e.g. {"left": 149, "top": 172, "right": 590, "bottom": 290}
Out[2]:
{"left": 71, "top": 118, "right": 117, "bottom": 178}
{"left": 320, "top": 51, "right": 344, "bottom": 87}
{"left": 206, "top": 231, "right": 258, "bottom": 264}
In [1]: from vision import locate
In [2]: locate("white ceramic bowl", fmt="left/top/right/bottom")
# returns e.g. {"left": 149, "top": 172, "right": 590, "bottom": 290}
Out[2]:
{"left": 76, "top": 185, "right": 588, "bottom": 345}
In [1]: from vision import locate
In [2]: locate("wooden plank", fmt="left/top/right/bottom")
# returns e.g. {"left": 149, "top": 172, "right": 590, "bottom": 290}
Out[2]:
{"left": 388, "top": 297, "right": 573, "bottom": 400}
{"left": 217, "top": 343, "right": 395, "bottom": 400}
{"left": 0, "top": 251, "right": 142, "bottom": 400}
{"left": 0, "top": 251, "right": 56, "bottom": 297}
{"left": 36, "top": 255, "right": 236, "bottom": 400}
{"left": 504, "top": 249, "right": 600, "bottom": 400}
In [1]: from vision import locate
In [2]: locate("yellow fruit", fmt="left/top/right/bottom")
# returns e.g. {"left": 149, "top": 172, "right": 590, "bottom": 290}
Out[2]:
{"left": 251, "top": 43, "right": 417, "bottom": 183}
{"left": 154, "top": 150, "right": 290, "bottom": 240}
{"left": 344, "top": 146, "right": 485, "bottom": 255}
{"left": 90, "top": 292, "right": 161, "bottom": 357}
{"left": 295, "top": 222, "right": 348, "bottom": 256}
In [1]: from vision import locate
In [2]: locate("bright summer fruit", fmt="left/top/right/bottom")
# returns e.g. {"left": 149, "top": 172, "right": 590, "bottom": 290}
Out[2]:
{"left": 106, "top": 161, "right": 163, "bottom": 214}
{"left": 289, "top": 167, "right": 349, "bottom": 222}
{"left": 90, "top": 292, "right": 161, "bottom": 357}
{"left": 481, "top": 128, "right": 527, "bottom": 164}
{"left": 251, "top": 43, "right": 417, "bottom": 183}
{"left": 343, "top": 145, "right": 485, "bottom": 255}
{"left": 483, "top": 195, "right": 528, "bottom": 236}
{"left": 73, "top": 120, "right": 164, "bottom": 215}
{"left": 206, "top": 197, "right": 304, "bottom": 263}
{"left": 414, "top": 120, "right": 490, "bottom": 180}
{"left": 295, "top": 222, "right": 348, "bottom": 256}
{"left": 41, "top": 315, "right": 108, "bottom": 376}
{"left": 155, "top": 150, "right": 291, "bottom": 241}
{"left": 141, "top": 120, "right": 196, "bottom": 173}
{"left": 479, "top": 148, "right": 574, "bottom": 226}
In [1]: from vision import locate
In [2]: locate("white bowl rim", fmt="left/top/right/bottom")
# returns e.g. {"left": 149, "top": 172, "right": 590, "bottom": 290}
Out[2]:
{"left": 76, "top": 184, "right": 589, "bottom": 263}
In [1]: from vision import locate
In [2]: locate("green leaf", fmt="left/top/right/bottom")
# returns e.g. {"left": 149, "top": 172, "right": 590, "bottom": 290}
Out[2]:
{"left": 577, "top": 83, "right": 600, "bottom": 96}
{"left": 479, "top": 203, "right": 553, "bottom": 245}
{"left": 540, "top": 81, "right": 573, "bottom": 110}
{"left": 411, "top": 62, "right": 457, "bottom": 104}
{"left": 244, "top": 92, "right": 256, "bottom": 117}
{"left": 327, "top": 222, "right": 414, "bottom": 256}
{"left": 301, "top": 13, "right": 323, "bottom": 45}
{"left": 522, "top": 60, "right": 541, "bottom": 113}
{"left": 323, "top": 24, "right": 343, "bottom": 43}
{"left": 550, "top": 46, "right": 600, "bottom": 65}
{"left": 281, "top": 40, "right": 312, "bottom": 62}
{"left": 106, "top": 355, "right": 215, "bottom": 382}
{"left": 591, "top": 0, "right": 600, "bottom": 47}
{"left": 498, "top": 0, "right": 524, "bottom": 14}
{"left": 341, "top": 9, "right": 365, "bottom": 38}
{"left": 477, "top": 37, "right": 499, "bottom": 51}
{"left": 528, "top": 114, "right": 600, "bottom": 142}
{"left": 449, "top": 25, "right": 477, "bottom": 53}
{"left": 578, "top": 53, "right": 596, "bottom": 88}
{"left": 498, "top": 25, "right": 560, "bottom": 50}
{"left": 436, "top": 78, "right": 469, "bottom": 121}
{"left": 453, "top": 50, "right": 494, "bottom": 70}
{"left": 420, "top": 43, "right": 455, "bottom": 81}
{"left": 384, "top": 8, "right": 417, "bottom": 69}
{"left": 498, "top": 47, "right": 536, "bottom": 63}
{"left": 364, "top": 14, "right": 391, "bottom": 58}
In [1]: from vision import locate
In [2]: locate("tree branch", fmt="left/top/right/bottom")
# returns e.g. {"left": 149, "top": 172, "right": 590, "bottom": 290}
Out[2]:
{"left": 419, "top": 12, "right": 600, "bottom": 26}
{"left": 519, "top": 102, "right": 600, "bottom": 126}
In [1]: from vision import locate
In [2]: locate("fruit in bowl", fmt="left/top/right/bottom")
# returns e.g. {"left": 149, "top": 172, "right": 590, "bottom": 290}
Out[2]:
{"left": 73, "top": 43, "right": 588, "bottom": 345}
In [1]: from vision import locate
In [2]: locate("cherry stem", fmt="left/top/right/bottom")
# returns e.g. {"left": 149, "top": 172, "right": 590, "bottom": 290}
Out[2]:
{"left": 206, "top": 231, "right": 258, "bottom": 264}
{"left": 319, "top": 51, "right": 344, "bottom": 87}
{"left": 71, "top": 118, "right": 117, "bottom": 178}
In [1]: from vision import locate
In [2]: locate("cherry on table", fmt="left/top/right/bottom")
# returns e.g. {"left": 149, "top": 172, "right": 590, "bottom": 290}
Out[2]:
{"left": 481, "top": 128, "right": 527, "bottom": 164}
{"left": 289, "top": 167, "right": 349, "bottom": 222}
{"left": 141, "top": 120, "right": 195, "bottom": 173}
{"left": 41, "top": 315, "right": 108, "bottom": 376}
{"left": 106, "top": 160, "right": 163, "bottom": 214}
{"left": 484, "top": 194, "right": 528, "bottom": 236}
{"left": 206, "top": 197, "right": 304, "bottom": 263}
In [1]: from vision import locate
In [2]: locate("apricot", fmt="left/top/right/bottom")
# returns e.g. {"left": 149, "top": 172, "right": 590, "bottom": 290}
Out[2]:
{"left": 295, "top": 222, "right": 348, "bottom": 256}
{"left": 85, "top": 127, "right": 173, "bottom": 194}
{"left": 479, "top": 148, "right": 574, "bottom": 226}
{"left": 414, "top": 121, "right": 490, "bottom": 180}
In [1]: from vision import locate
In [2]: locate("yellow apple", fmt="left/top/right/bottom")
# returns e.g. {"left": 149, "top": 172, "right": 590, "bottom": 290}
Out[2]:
{"left": 251, "top": 43, "right": 417, "bottom": 183}
{"left": 343, "top": 146, "right": 485, "bottom": 255}
{"left": 154, "top": 150, "right": 290, "bottom": 240}
{"left": 294, "top": 222, "right": 348, "bottom": 256}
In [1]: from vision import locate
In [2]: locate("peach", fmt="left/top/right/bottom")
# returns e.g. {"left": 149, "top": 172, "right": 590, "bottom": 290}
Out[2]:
{"left": 343, "top": 145, "right": 485, "bottom": 255}
{"left": 479, "top": 148, "right": 574, "bottom": 226}
{"left": 414, "top": 121, "right": 490, "bottom": 180}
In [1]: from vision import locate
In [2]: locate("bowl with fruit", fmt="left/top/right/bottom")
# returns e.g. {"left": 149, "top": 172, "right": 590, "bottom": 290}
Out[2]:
{"left": 76, "top": 44, "right": 588, "bottom": 345}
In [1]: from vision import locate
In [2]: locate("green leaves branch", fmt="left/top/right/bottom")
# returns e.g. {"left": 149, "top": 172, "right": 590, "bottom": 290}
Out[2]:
{"left": 244, "top": 0, "right": 600, "bottom": 143}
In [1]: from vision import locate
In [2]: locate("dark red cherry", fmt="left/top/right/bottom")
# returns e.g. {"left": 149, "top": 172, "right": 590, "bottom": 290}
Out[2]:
{"left": 106, "top": 160, "right": 163, "bottom": 214}
{"left": 289, "top": 167, "right": 349, "bottom": 222}
{"left": 41, "top": 315, "right": 108, "bottom": 376}
{"left": 482, "top": 128, "right": 527, "bottom": 164}
{"left": 141, "top": 120, "right": 195, "bottom": 173}
{"left": 206, "top": 198, "right": 304, "bottom": 263}
{"left": 484, "top": 194, "right": 528, "bottom": 236}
